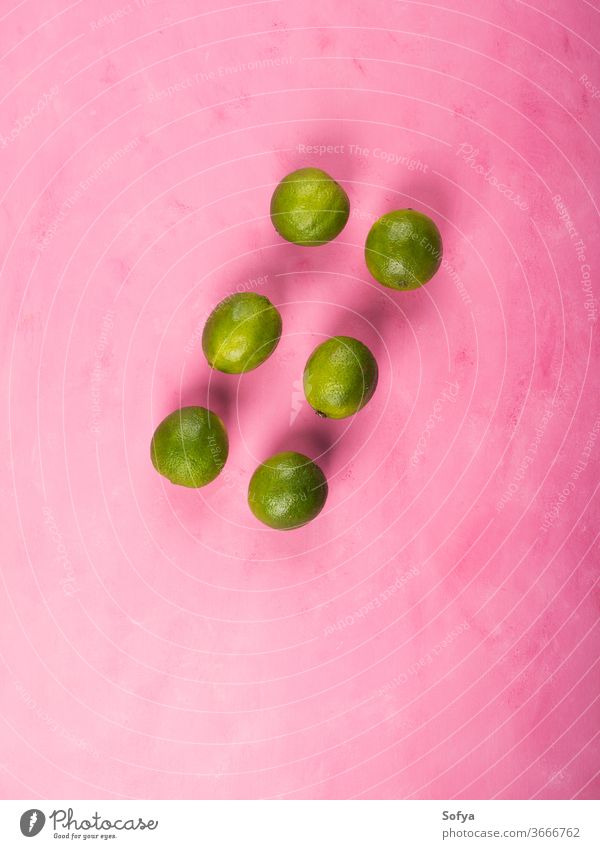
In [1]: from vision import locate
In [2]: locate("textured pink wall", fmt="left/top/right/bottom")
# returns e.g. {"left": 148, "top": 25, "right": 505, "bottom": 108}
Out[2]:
{"left": 0, "top": 0, "right": 599, "bottom": 800}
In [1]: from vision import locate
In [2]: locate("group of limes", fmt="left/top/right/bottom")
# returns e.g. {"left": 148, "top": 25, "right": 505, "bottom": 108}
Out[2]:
{"left": 151, "top": 167, "right": 443, "bottom": 530}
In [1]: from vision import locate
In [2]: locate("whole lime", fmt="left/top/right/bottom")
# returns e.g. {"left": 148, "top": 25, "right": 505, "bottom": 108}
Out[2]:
{"left": 150, "top": 406, "right": 228, "bottom": 487}
{"left": 303, "top": 336, "right": 378, "bottom": 419}
{"left": 365, "top": 209, "right": 442, "bottom": 290}
{"left": 202, "top": 292, "right": 282, "bottom": 374}
{"left": 248, "top": 451, "right": 328, "bottom": 530}
{"left": 270, "top": 167, "right": 350, "bottom": 246}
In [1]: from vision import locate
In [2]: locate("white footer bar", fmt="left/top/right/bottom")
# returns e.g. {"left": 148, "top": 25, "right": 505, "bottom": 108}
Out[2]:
{"left": 0, "top": 800, "right": 598, "bottom": 848}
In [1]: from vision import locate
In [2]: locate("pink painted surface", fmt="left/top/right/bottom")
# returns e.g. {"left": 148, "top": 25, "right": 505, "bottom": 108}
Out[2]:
{"left": 0, "top": 0, "right": 599, "bottom": 800}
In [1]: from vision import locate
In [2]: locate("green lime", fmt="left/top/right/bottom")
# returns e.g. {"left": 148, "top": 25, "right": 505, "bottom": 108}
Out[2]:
{"left": 248, "top": 451, "right": 328, "bottom": 530}
{"left": 150, "top": 406, "right": 228, "bottom": 487}
{"left": 202, "top": 292, "right": 282, "bottom": 374}
{"left": 365, "top": 209, "right": 442, "bottom": 290}
{"left": 270, "top": 167, "right": 350, "bottom": 246}
{"left": 303, "top": 335, "right": 378, "bottom": 419}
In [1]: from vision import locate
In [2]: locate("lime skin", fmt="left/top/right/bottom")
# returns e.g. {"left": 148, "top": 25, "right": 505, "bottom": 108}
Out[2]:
{"left": 202, "top": 292, "right": 282, "bottom": 374}
{"left": 270, "top": 167, "right": 350, "bottom": 246}
{"left": 248, "top": 451, "right": 328, "bottom": 530}
{"left": 365, "top": 209, "right": 442, "bottom": 290}
{"left": 150, "top": 406, "right": 228, "bottom": 488}
{"left": 303, "top": 336, "right": 378, "bottom": 419}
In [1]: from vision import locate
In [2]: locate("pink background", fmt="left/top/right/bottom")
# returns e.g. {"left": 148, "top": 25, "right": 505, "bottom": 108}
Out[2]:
{"left": 1, "top": 0, "right": 599, "bottom": 800}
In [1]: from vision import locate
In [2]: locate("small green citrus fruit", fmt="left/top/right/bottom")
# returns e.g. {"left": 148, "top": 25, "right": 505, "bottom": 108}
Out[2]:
{"left": 270, "top": 167, "right": 350, "bottom": 246}
{"left": 248, "top": 451, "right": 328, "bottom": 529}
{"left": 202, "top": 292, "right": 282, "bottom": 374}
{"left": 303, "top": 335, "right": 378, "bottom": 419}
{"left": 365, "top": 209, "right": 442, "bottom": 290}
{"left": 150, "top": 406, "right": 228, "bottom": 487}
